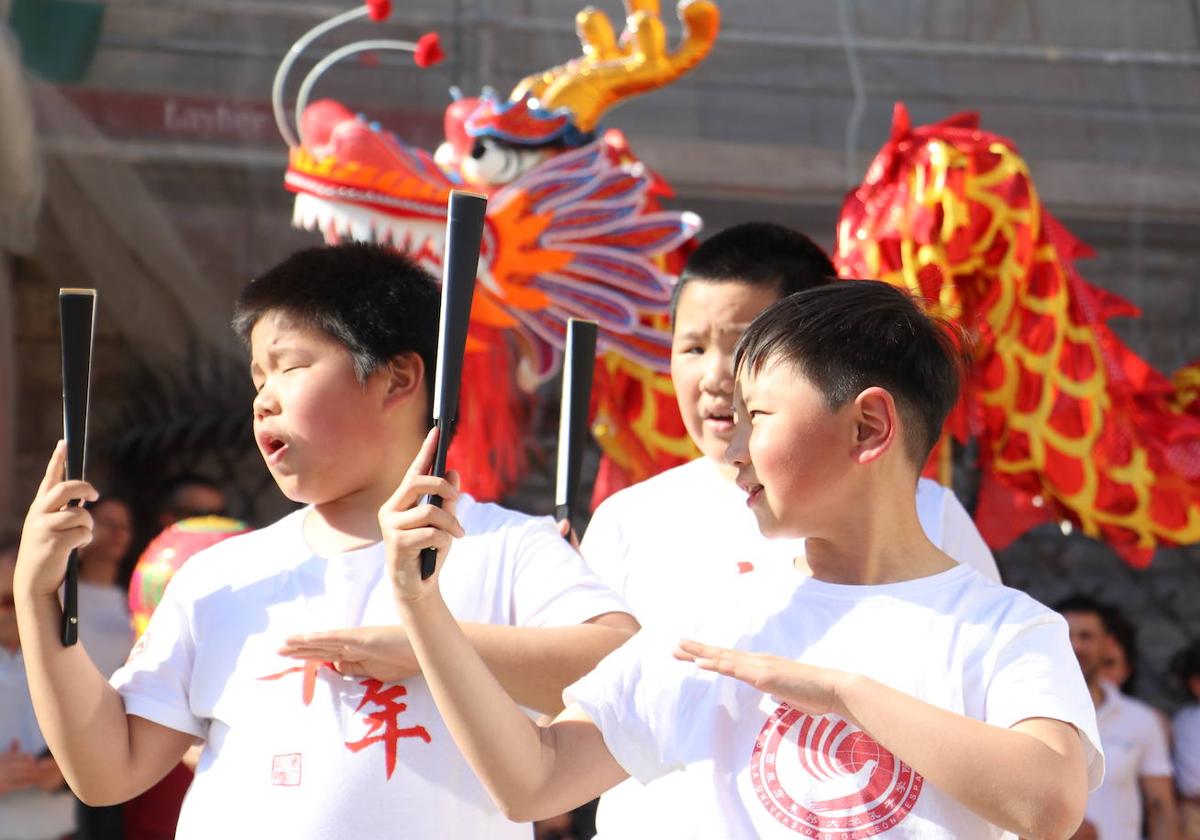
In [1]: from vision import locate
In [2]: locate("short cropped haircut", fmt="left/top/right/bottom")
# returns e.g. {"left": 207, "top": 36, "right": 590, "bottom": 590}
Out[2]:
{"left": 233, "top": 243, "right": 441, "bottom": 421}
{"left": 670, "top": 222, "right": 836, "bottom": 324}
{"left": 733, "top": 280, "right": 964, "bottom": 469}
{"left": 160, "top": 474, "right": 226, "bottom": 517}
{"left": 1174, "top": 641, "right": 1200, "bottom": 695}
{"left": 1053, "top": 595, "right": 1113, "bottom": 629}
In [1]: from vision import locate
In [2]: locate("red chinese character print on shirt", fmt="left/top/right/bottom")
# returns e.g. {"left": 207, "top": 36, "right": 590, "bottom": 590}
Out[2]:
{"left": 259, "top": 664, "right": 432, "bottom": 779}
{"left": 345, "top": 678, "right": 432, "bottom": 779}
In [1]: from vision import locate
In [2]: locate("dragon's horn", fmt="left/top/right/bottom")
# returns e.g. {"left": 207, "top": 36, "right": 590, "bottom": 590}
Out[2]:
{"left": 294, "top": 34, "right": 442, "bottom": 146}
{"left": 272, "top": 3, "right": 387, "bottom": 148}
{"left": 273, "top": 2, "right": 442, "bottom": 148}
{"left": 511, "top": 0, "right": 720, "bottom": 134}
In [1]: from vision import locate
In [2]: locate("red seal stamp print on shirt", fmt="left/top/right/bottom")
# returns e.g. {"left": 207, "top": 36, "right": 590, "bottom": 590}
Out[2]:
{"left": 271, "top": 753, "right": 302, "bottom": 786}
{"left": 750, "top": 704, "right": 922, "bottom": 837}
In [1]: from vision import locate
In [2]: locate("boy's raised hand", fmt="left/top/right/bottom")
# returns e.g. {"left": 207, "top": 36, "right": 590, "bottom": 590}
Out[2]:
{"left": 381, "top": 427, "right": 465, "bottom": 601}
{"left": 675, "top": 639, "right": 849, "bottom": 720}
{"left": 15, "top": 441, "right": 98, "bottom": 599}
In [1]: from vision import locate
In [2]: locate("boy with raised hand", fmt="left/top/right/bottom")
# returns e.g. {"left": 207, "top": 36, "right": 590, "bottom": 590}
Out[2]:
{"left": 581, "top": 221, "right": 1000, "bottom": 836}
{"left": 13, "top": 243, "right": 636, "bottom": 839}
{"left": 387, "top": 280, "right": 1103, "bottom": 839}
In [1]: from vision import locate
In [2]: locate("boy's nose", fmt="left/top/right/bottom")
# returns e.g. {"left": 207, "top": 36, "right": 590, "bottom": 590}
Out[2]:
{"left": 252, "top": 388, "right": 279, "bottom": 419}
{"left": 724, "top": 427, "right": 749, "bottom": 466}
{"left": 700, "top": 354, "right": 735, "bottom": 394}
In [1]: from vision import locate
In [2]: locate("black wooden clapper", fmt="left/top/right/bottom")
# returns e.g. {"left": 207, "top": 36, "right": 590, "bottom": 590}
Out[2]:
{"left": 59, "top": 289, "right": 97, "bottom": 646}
{"left": 419, "top": 190, "right": 486, "bottom": 579}
{"left": 554, "top": 319, "right": 598, "bottom": 535}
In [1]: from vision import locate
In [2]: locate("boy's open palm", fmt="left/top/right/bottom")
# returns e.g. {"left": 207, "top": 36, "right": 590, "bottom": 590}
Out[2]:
{"left": 279, "top": 626, "right": 419, "bottom": 683}
{"left": 675, "top": 640, "right": 847, "bottom": 719}
{"left": 16, "top": 441, "right": 98, "bottom": 599}
{"left": 381, "top": 428, "right": 465, "bottom": 602}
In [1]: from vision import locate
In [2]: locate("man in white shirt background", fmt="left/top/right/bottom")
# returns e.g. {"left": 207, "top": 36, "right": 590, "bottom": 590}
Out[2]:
{"left": 1173, "top": 641, "right": 1200, "bottom": 840}
{"left": 1059, "top": 595, "right": 1179, "bottom": 840}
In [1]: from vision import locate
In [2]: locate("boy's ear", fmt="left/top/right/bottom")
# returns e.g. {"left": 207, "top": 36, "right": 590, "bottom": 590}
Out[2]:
{"left": 381, "top": 352, "right": 425, "bottom": 406}
{"left": 852, "top": 386, "right": 897, "bottom": 464}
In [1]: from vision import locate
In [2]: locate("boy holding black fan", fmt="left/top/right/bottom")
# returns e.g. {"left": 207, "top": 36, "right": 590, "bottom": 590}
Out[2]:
{"left": 580, "top": 221, "right": 1003, "bottom": 836}
{"left": 386, "top": 280, "right": 1103, "bottom": 839}
{"left": 14, "top": 243, "right": 635, "bottom": 839}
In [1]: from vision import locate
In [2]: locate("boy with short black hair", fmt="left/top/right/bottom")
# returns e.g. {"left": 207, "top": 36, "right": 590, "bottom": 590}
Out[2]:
{"left": 390, "top": 280, "right": 1103, "bottom": 839}
{"left": 583, "top": 221, "right": 1001, "bottom": 840}
{"left": 586, "top": 221, "right": 996, "bottom": 620}
{"left": 14, "top": 242, "right": 636, "bottom": 839}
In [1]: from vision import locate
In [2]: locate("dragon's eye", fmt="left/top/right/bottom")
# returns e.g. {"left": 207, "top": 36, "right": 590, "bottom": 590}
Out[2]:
{"left": 463, "top": 138, "right": 549, "bottom": 186}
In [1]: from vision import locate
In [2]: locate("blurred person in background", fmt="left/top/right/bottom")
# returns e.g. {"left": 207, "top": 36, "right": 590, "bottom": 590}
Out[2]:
{"left": 1100, "top": 605, "right": 1173, "bottom": 743}
{"left": 0, "top": 530, "right": 74, "bottom": 840}
{"left": 1100, "top": 606, "right": 1139, "bottom": 694}
{"left": 76, "top": 497, "right": 134, "bottom": 679}
{"left": 75, "top": 498, "right": 135, "bottom": 840}
{"left": 155, "top": 475, "right": 227, "bottom": 532}
{"left": 1059, "top": 595, "right": 1178, "bottom": 840}
{"left": 1173, "top": 641, "right": 1200, "bottom": 840}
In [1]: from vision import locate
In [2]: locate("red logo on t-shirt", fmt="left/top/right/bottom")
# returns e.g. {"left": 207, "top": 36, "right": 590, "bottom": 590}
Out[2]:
{"left": 271, "top": 753, "right": 302, "bottom": 786}
{"left": 750, "top": 704, "right": 922, "bottom": 837}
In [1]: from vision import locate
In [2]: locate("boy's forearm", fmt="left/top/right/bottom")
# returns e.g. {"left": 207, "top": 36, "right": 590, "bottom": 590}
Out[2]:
{"left": 460, "top": 617, "right": 637, "bottom": 714}
{"left": 838, "top": 675, "right": 1088, "bottom": 840}
{"left": 15, "top": 591, "right": 183, "bottom": 804}
{"left": 398, "top": 593, "right": 562, "bottom": 818}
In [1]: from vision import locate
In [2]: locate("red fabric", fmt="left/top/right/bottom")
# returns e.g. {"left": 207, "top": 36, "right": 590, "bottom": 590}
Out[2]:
{"left": 447, "top": 327, "right": 528, "bottom": 501}
{"left": 590, "top": 454, "right": 633, "bottom": 512}
{"left": 123, "top": 762, "right": 193, "bottom": 840}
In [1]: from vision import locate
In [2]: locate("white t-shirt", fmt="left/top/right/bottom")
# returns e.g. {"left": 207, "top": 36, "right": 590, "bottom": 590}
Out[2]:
{"left": 111, "top": 496, "right": 628, "bottom": 840}
{"left": 580, "top": 457, "right": 1001, "bottom": 838}
{"left": 1085, "top": 684, "right": 1173, "bottom": 840}
{"left": 567, "top": 563, "right": 1104, "bottom": 840}
{"left": 0, "top": 648, "right": 76, "bottom": 840}
{"left": 1175, "top": 704, "right": 1200, "bottom": 798}
{"left": 77, "top": 581, "right": 133, "bottom": 679}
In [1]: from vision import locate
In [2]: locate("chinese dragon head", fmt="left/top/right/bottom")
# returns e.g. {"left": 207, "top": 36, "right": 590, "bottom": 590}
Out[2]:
{"left": 273, "top": 0, "right": 719, "bottom": 501}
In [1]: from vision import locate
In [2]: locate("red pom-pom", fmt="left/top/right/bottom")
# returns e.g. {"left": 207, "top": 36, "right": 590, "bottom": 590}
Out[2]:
{"left": 414, "top": 32, "right": 445, "bottom": 68}
{"left": 365, "top": 0, "right": 391, "bottom": 22}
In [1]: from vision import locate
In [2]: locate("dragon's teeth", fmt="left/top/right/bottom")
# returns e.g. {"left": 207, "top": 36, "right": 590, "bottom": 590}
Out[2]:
{"left": 290, "top": 194, "right": 450, "bottom": 257}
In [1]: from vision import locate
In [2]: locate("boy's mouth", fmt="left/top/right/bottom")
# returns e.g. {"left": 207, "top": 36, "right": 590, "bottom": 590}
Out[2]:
{"left": 702, "top": 407, "right": 735, "bottom": 432}
{"left": 738, "top": 480, "right": 764, "bottom": 506}
{"left": 257, "top": 432, "right": 290, "bottom": 464}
